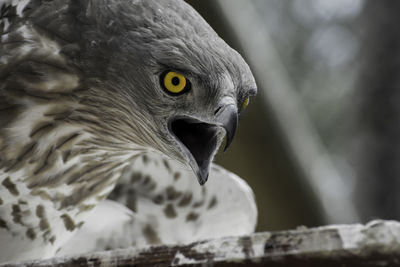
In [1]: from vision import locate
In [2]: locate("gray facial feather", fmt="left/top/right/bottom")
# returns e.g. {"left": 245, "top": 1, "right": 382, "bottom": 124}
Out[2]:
{"left": 66, "top": 0, "right": 255, "bottom": 156}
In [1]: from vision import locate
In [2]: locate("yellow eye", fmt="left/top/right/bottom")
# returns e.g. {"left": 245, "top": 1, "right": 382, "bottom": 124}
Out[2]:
{"left": 161, "top": 71, "right": 190, "bottom": 95}
{"left": 242, "top": 97, "right": 250, "bottom": 110}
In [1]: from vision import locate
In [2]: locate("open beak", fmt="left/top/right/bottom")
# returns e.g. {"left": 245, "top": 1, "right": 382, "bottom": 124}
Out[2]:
{"left": 169, "top": 105, "right": 238, "bottom": 185}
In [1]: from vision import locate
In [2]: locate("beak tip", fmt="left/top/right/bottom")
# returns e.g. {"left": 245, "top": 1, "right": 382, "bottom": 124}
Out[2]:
{"left": 197, "top": 168, "right": 209, "bottom": 185}
{"left": 197, "top": 171, "right": 209, "bottom": 185}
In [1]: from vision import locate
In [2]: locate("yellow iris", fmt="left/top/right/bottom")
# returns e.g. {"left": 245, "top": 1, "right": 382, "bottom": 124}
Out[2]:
{"left": 163, "top": 71, "right": 187, "bottom": 94}
{"left": 242, "top": 97, "right": 250, "bottom": 110}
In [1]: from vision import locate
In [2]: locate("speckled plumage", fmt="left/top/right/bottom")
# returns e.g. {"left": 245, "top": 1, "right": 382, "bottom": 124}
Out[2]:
{"left": 0, "top": 0, "right": 257, "bottom": 263}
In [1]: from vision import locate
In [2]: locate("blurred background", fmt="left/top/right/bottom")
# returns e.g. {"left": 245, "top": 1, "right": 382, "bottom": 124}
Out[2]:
{"left": 185, "top": 0, "right": 400, "bottom": 232}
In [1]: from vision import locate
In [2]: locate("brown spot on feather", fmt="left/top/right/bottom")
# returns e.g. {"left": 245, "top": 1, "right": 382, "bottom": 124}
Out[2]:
{"left": 78, "top": 204, "right": 96, "bottom": 213}
{"left": 142, "top": 175, "right": 151, "bottom": 186}
{"left": 18, "top": 199, "right": 27, "bottom": 205}
{"left": 11, "top": 204, "right": 23, "bottom": 225}
{"left": 186, "top": 212, "right": 199, "bottom": 222}
{"left": 166, "top": 186, "right": 181, "bottom": 201}
{"left": 178, "top": 192, "right": 193, "bottom": 207}
{"left": 29, "top": 122, "right": 56, "bottom": 138}
{"left": 163, "top": 204, "right": 177, "bottom": 218}
{"left": 26, "top": 228, "right": 36, "bottom": 240}
{"left": 42, "top": 230, "right": 51, "bottom": 240}
{"left": 2, "top": 177, "right": 19, "bottom": 196}
{"left": 208, "top": 196, "right": 218, "bottom": 209}
{"left": 56, "top": 133, "right": 80, "bottom": 150}
{"left": 39, "top": 219, "right": 50, "bottom": 231}
{"left": 61, "top": 214, "right": 75, "bottom": 231}
{"left": 192, "top": 199, "right": 205, "bottom": 208}
{"left": 163, "top": 159, "right": 171, "bottom": 172}
{"left": 77, "top": 221, "right": 85, "bottom": 228}
{"left": 142, "top": 224, "right": 161, "bottom": 244}
{"left": 4, "top": 159, "right": 24, "bottom": 173}
{"left": 142, "top": 154, "right": 149, "bottom": 165}
{"left": 173, "top": 172, "right": 181, "bottom": 181}
{"left": 126, "top": 189, "right": 137, "bottom": 212}
{"left": 62, "top": 150, "right": 72, "bottom": 163}
{"left": 0, "top": 218, "right": 8, "bottom": 230}
{"left": 36, "top": 205, "right": 45, "bottom": 218}
{"left": 33, "top": 146, "right": 56, "bottom": 175}
{"left": 49, "top": 235, "right": 56, "bottom": 244}
{"left": 15, "top": 142, "right": 37, "bottom": 163}
{"left": 36, "top": 205, "right": 50, "bottom": 231}
{"left": 130, "top": 172, "right": 142, "bottom": 183}
{"left": 153, "top": 194, "right": 164, "bottom": 205}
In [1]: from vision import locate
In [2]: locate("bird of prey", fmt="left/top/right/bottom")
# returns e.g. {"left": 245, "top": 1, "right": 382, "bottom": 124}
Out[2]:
{"left": 0, "top": 0, "right": 257, "bottom": 263}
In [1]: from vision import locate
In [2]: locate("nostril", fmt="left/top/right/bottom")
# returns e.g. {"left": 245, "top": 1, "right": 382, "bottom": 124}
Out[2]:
{"left": 214, "top": 106, "right": 222, "bottom": 115}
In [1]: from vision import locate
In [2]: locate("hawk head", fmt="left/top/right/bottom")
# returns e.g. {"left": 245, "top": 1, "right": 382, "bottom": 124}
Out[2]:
{"left": 3, "top": 0, "right": 257, "bottom": 185}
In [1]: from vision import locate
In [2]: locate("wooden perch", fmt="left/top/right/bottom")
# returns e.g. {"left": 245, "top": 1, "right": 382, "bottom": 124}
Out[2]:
{"left": 4, "top": 220, "right": 400, "bottom": 266}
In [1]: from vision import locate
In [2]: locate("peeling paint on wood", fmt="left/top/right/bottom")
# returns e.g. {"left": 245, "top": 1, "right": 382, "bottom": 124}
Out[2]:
{"left": 4, "top": 220, "right": 400, "bottom": 266}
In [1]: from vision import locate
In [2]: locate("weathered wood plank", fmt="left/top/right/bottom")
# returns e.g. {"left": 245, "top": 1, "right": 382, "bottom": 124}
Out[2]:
{"left": 3, "top": 220, "right": 400, "bottom": 266}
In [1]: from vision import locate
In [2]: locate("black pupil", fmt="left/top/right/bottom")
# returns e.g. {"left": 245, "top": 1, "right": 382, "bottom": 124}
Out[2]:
{"left": 171, "top": 76, "right": 180, "bottom": 86}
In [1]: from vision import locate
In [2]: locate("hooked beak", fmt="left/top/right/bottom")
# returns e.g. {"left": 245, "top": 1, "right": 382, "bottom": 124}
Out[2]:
{"left": 169, "top": 105, "right": 238, "bottom": 185}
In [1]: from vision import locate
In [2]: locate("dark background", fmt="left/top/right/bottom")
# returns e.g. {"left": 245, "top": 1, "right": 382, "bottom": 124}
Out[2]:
{"left": 185, "top": 0, "right": 400, "bottom": 231}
